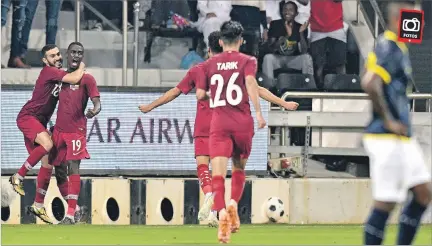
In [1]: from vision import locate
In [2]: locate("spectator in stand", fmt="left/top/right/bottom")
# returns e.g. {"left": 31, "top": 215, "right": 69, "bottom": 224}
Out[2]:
{"left": 1, "top": 0, "right": 28, "bottom": 68}
{"left": 19, "top": 0, "right": 62, "bottom": 67}
{"left": 261, "top": 1, "right": 313, "bottom": 88}
{"left": 309, "top": 0, "right": 346, "bottom": 89}
{"left": 195, "top": 1, "right": 231, "bottom": 48}
{"left": 230, "top": 0, "right": 267, "bottom": 57}
{"left": 265, "top": 0, "right": 310, "bottom": 27}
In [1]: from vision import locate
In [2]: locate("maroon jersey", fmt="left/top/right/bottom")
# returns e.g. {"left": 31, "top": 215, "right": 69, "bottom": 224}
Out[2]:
{"left": 176, "top": 63, "right": 212, "bottom": 137}
{"left": 55, "top": 74, "right": 100, "bottom": 134}
{"left": 17, "top": 66, "right": 67, "bottom": 125}
{"left": 197, "top": 51, "right": 257, "bottom": 132}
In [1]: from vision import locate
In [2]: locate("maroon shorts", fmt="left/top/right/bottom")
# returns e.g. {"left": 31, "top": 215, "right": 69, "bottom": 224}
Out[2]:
{"left": 17, "top": 116, "right": 48, "bottom": 154}
{"left": 49, "top": 129, "right": 90, "bottom": 166}
{"left": 194, "top": 137, "right": 209, "bottom": 157}
{"left": 209, "top": 130, "right": 254, "bottom": 159}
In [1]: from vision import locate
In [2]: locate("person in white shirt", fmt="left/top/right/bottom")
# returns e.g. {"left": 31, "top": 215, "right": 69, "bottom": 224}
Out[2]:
{"left": 266, "top": 0, "right": 282, "bottom": 24}
{"left": 194, "top": 1, "right": 232, "bottom": 48}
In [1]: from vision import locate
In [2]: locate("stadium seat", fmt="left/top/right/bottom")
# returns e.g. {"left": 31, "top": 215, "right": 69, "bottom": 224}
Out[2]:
{"left": 276, "top": 73, "right": 317, "bottom": 94}
{"left": 323, "top": 74, "right": 362, "bottom": 92}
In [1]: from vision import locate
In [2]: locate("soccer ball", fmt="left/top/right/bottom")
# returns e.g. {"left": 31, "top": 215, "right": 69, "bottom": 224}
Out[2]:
{"left": 266, "top": 197, "right": 285, "bottom": 223}
{"left": 1, "top": 179, "right": 17, "bottom": 207}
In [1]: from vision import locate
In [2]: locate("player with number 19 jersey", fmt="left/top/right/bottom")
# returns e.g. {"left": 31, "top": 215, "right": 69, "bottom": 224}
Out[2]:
{"left": 49, "top": 74, "right": 100, "bottom": 166}
{"left": 198, "top": 51, "right": 257, "bottom": 159}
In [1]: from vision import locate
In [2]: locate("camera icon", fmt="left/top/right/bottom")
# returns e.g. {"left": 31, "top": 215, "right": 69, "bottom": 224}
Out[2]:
{"left": 402, "top": 18, "right": 420, "bottom": 32}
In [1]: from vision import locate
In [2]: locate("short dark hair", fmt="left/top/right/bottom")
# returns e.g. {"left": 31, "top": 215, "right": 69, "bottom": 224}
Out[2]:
{"left": 67, "top": 41, "right": 84, "bottom": 51}
{"left": 280, "top": 1, "right": 298, "bottom": 16}
{"left": 41, "top": 44, "right": 58, "bottom": 57}
{"left": 208, "top": 31, "right": 223, "bottom": 54}
{"left": 220, "top": 21, "right": 244, "bottom": 45}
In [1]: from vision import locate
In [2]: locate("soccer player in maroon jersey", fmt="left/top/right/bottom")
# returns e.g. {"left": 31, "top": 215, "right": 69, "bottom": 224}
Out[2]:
{"left": 139, "top": 31, "right": 298, "bottom": 227}
{"left": 47, "top": 42, "right": 101, "bottom": 225}
{"left": 196, "top": 21, "right": 265, "bottom": 243}
{"left": 10, "top": 44, "right": 86, "bottom": 200}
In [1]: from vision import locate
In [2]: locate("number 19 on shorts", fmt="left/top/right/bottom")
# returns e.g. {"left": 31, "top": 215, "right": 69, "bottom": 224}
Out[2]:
{"left": 72, "top": 139, "right": 82, "bottom": 153}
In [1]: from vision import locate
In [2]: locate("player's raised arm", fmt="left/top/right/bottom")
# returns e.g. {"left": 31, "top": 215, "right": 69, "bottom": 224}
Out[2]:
{"left": 84, "top": 75, "right": 101, "bottom": 119}
{"left": 258, "top": 86, "right": 299, "bottom": 110}
{"left": 62, "top": 62, "right": 86, "bottom": 84}
{"left": 139, "top": 66, "right": 202, "bottom": 113}
{"left": 139, "top": 87, "right": 182, "bottom": 113}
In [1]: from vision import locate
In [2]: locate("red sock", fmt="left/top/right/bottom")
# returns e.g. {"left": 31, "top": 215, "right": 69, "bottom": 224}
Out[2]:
{"left": 197, "top": 164, "right": 212, "bottom": 194}
{"left": 231, "top": 170, "right": 246, "bottom": 203}
{"left": 34, "top": 166, "right": 52, "bottom": 204}
{"left": 17, "top": 146, "right": 49, "bottom": 178}
{"left": 66, "top": 174, "right": 81, "bottom": 217}
{"left": 57, "top": 181, "right": 68, "bottom": 200}
{"left": 212, "top": 175, "right": 225, "bottom": 212}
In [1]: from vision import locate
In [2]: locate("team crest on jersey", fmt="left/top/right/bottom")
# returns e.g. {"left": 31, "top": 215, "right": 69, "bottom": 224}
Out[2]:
{"left": 70, "top": 84, "right": 80, "bottom": 90}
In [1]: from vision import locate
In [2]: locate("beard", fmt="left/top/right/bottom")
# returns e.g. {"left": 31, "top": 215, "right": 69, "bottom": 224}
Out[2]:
{"left": 48, "top": 59, "right": 63, "bottom": 68}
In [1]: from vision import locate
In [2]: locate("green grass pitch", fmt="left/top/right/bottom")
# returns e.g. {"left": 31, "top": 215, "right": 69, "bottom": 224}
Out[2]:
{"left": 2, "top": 224, "right": 431, "bottom": 245}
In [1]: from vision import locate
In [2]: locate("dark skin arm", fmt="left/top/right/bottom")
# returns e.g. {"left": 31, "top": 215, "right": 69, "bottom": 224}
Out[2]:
{"left": 86, "top": 97, "right": 101, "bottom": 119}
{"left": 361, "top": 72, "right": 407, "bottom": 135}
{"left": 299, "top": 30, "right": 308, "bottom": 54}
{"left": 268, "top": 37, "right": 279, "bottom": 51}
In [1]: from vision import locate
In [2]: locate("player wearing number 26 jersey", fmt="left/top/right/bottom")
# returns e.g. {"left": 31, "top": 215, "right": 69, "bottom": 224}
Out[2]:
{"left": 202, "top": 51, "right": 256, "bottom": 159}
{"left": 139, "top": 31, "right": 299, "bottom": 228}
{"left": 196, "top": 21, "right": 266, "bottom": 244}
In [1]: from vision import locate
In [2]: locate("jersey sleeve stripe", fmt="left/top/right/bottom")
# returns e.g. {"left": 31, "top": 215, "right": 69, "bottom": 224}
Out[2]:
{"left": 366, "top": 52, "right": 391, "bottom": 84}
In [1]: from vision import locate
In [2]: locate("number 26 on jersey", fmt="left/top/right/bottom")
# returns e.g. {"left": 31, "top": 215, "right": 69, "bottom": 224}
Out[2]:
{"left": 209, "top": 72, "right": 243, "bottom": 108}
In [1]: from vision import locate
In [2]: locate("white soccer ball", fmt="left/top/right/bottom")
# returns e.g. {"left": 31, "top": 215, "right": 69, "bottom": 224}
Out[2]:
{"left": 266, "top": 197, "right": 285, "bottom": 223}
{"left": 1, "top": 179, "right": 18, "bottom": 207}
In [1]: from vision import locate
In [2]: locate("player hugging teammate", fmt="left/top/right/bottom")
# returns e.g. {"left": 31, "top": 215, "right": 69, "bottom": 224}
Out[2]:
{"left": 10, "top": 42, "right": 101, "bottom": 225}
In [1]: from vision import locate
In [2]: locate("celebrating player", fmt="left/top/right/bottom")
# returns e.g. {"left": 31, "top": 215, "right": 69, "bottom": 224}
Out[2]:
{"left": 48, "top": 42, "right": 101, "bottom": 225}
{"left": 139, "top": 31, "right": 299, "bottom": 227}
{"left": 196, "top": 21, "right": 265, "bottom": 243}
{"left": 10, "top": 45, "right": 86, "bottom": 197}
{"left": 361, "top": 1, "right": 431, "bottom": 245}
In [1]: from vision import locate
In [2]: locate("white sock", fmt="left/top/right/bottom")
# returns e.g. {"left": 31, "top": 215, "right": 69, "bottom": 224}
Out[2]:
{"left": 16, "top": 173, "right": 24, "bottom": 180}
{"left": 205, "top": 192, "right": 213, "bottom": 199}
{"left": 75, "top": 205, "right": 80, "bottom": 211}
{"left": 229, "top": 199, "right": 238, "bottom": 207}
{"left": 34, "top": 202, "right": 44, "bottom": 209}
